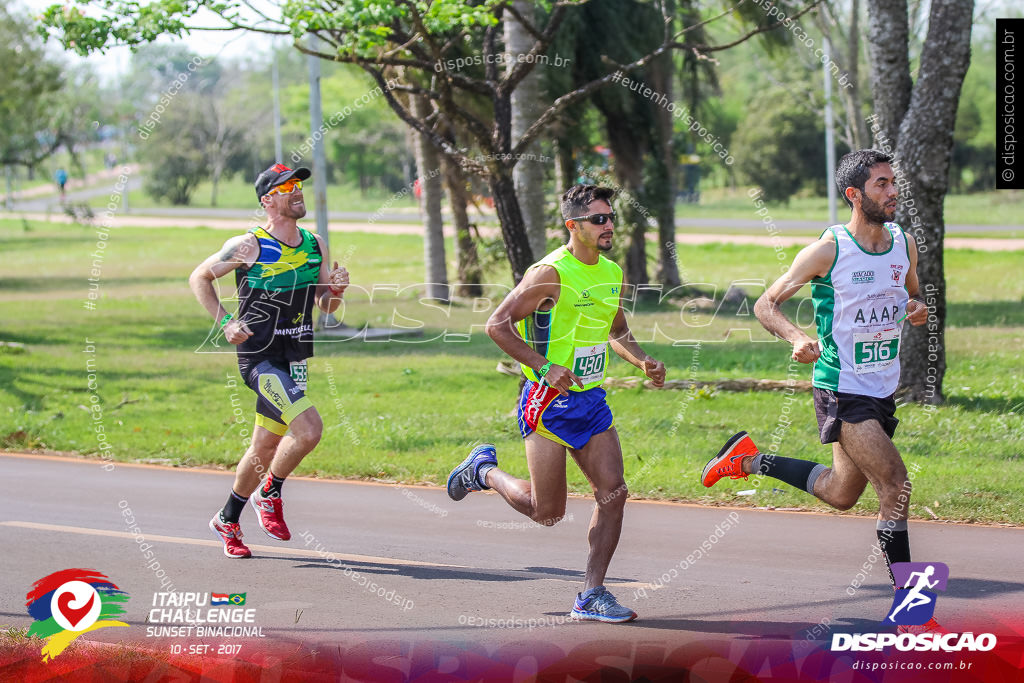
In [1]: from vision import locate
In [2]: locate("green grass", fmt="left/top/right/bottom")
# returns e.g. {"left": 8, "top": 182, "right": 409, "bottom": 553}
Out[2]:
{"left": 86, "top": 175, "right": 423, "bottom": 215}
{"left": 1, "top": 218, "right": 1021, "bottom": 524}
{"left": 61, "top": 167, "right": 1024, "bottom": 234}
{"left": 677, "top": 187, "right": 1024, "bottom": 233}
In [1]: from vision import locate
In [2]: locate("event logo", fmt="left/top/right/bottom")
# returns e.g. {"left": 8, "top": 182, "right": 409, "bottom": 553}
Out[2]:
{"left": 885, "top": 562, "right": 948, "bottom": 626}
{"left": 25, "top": 569, "right": 129, "bottom": 661}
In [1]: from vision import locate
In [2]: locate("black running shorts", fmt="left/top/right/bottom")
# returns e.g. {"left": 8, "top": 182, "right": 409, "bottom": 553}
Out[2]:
{"left": 237, "top": 356, "right": 313, "bottom": 436}
{"left": 813, "top": 388, "right": 898, "bottom": 445}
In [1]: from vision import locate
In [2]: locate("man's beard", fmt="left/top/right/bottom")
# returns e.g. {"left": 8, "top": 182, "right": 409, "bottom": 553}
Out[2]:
{"left": 861, "top": 194, "right": 894, "bottom": 225}
{"left": 281, "top": 202, "right": 306, "bottom": 219}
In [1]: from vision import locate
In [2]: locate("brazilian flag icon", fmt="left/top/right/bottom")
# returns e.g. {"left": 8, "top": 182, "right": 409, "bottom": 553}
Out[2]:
{"left": 228, "top": 593, "right": 246, "bottom": 606}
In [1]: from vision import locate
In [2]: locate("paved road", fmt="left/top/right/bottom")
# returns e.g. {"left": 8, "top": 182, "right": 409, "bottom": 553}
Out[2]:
{"left": 6, "top": 174, "right": 1022, "bottom": 234}
{"left": 3, "top": 452, "right": 1022, "bottom": 656}
{"left": 11, "top": 210, "right": 1024, "bottom": 252}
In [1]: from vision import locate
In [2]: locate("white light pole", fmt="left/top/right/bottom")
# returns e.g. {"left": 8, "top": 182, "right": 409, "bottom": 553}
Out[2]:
{"left": 823, "top": 37, "right": 838, "bottom": 225}
{"left": 272, "top": 43, "right": 283, "bottom": 163}
{"left": 307, "top": 35, "right": 336, "bottom": 326}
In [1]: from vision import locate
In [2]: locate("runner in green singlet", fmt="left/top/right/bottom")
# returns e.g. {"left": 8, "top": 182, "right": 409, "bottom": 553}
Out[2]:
{"left": 701, "top": 150, "right": 937, "bottom": 632}
{"left": 189, "top": 163, "right": 349, "bottom": 558}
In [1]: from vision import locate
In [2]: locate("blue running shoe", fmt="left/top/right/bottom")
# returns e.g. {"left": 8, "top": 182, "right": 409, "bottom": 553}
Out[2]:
{"left": 447, "top": 443, "right": 497, "bottom": 501}
{"left": 570, "top": 586, "right": 637, "bottom": 623}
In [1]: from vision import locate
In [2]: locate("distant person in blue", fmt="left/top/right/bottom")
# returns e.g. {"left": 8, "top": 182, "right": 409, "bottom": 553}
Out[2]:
{"left": 55, "top": 168, "right": 68, "bottom": 199}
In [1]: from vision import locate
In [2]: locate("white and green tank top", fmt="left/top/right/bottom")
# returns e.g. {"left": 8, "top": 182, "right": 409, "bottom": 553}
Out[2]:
{"left": 810, "top": 223, "right": 911, "bottom": 398}
{"left": 516, "top": 246, "right": 623, "bottom": 391}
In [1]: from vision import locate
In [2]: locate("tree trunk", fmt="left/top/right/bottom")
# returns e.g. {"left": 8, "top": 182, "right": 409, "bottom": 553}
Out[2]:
{"left": 443, "top": 156, "right": 482, "bottom": 297}
{"left": 867, "top": 0, "right": 974, "bottom": 404}
{"left": 866, "top": 1, "right": 913, "bottom": 149}
{"left": 606, "top": 120, "right": 648, "bottom": 288}
{"left": 489, "top": 172, "right": 535, "bottom": 283}
{"left": 820, "top": 0, "right": 870, "bottom": 150}
{"left": 553, "top": 137, "right": 574, "bottom": 194}
{"left": 410, "top": 94, "right": 449, "bottom": 301}
{"left": 649, "top": 38, "right": 681, "bottom": 289}
{"left": 843, "top": 0, "right": 870, "bottom": 150}
{"left": 506, "top": 0, "right": 548, "bottom": 260}
{"left": 623, "top": 199, "right": 648, "bottom": 292}
{"left": 210, "top": 170, "right": 219, "bottom": 207}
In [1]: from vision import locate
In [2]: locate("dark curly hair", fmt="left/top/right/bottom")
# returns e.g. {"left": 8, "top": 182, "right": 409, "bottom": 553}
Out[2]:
{"left": 560, "top": 184, "right": 616, "bottom": 221}
{"left": 835, "top": 149, "right": 894, "bottom": 209}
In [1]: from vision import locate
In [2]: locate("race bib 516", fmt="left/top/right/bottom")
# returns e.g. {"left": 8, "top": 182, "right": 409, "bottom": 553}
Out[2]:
{"left": 852, "top": 328, "right": 900, "bottom": 374}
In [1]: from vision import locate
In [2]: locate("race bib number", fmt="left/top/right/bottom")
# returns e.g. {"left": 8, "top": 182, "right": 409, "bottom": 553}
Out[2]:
{"left": 289, "top": 360, "right": 308, "bottom": 391}
{"left": 572, "top": 343, "right": 607, "bottom": 385}
{"left": 852, "top": 328, "right": 900, "bottom": 374}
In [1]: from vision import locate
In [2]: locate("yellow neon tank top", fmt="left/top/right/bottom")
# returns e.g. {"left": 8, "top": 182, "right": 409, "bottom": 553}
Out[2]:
{"left": 516, "top": 245, "right": 623, "bottom": 391}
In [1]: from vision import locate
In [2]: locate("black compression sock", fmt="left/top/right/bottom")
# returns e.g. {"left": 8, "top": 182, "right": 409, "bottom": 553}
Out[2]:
{"left": 751, "top": 454, "right": 828, "bottom": 495}
{"left": 261, "top": 472, "right": 286, "bottom": 498}
{"left": 876, "top": 520, "right": 911, "bottom": 586}
{"left": 221, "top": 490, "right": 248, "bottom": 524}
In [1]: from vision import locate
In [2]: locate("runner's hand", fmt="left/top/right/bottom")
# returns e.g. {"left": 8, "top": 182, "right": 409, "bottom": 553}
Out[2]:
{"left": 791, "top": 338, "right": 820, "bottom": 364}
{"left": 543, "top": 364, "right": 584, "bottom": 397}
{"left": 905, "top": 299, "right": 927, "bottom": 326}
{"left": 224, "top": 319, "right": 253, "bottom": 345}
{"left": 642, "top": 357, "right": 666, "bottom": 387}
{"left": 328, "top": 261, "right": 349, "bottom": 295}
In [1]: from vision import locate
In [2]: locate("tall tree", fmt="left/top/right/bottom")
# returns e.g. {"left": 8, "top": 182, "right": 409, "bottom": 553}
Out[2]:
{"left": 506, "top": 0, "right": 549, "bottom": 261}
{"left": 866, "top": 0, "right": 974, "bottom": 404}
{"left": 410, "top": 93, "right": 449, "bottom": 301}
{"left": 41, "top": 0, "right": 821, "bottom": 281}
{"left": 0, "top": 4, "right": 71, "bottom": 171}
{"left": 815, "top": 0, "right": 871, "bottom": 151}
{"left": 443, "top": 155, "right": 483, "bottom": 297}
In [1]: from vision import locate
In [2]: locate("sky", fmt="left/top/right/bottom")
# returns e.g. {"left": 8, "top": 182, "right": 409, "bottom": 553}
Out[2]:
{"left": 21, "top": 0, "right": 279, "bottom": 82}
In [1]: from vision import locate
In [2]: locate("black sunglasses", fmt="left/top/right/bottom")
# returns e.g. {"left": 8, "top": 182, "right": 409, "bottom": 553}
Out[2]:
{"left": 567, "top": 212, "right": 616, "bottom": 225}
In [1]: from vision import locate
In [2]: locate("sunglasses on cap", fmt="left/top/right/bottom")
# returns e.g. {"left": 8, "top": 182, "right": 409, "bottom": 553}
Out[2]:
{"left": 267, "top": 179, "right": 303, "bottom": 196}
{"left": 567, "top": 212, "right": 616, "bottom": 225}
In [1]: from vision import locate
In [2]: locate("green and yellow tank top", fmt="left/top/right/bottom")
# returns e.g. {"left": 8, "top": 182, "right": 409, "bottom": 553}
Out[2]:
{"left": 235, "top": 226, "right": 322, "bottom": 361}
{"left": 516, "top": 246, "right": 623, "bottom": 391}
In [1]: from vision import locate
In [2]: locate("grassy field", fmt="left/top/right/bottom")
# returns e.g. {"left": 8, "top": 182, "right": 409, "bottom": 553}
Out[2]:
{"left": 1, "top": 218, "right": 1022, "bottom": 524}
{"left": 59, "top": 171, "right": 1024, "bottom": 234}
{"left": 85, "top": 176, "right": 423, "bottom": 215}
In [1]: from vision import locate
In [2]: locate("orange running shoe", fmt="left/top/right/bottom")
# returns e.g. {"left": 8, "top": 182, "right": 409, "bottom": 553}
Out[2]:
{"left": 897, "top": 617, "right": 947, "bottom": 635}
{"left": 701, "top": 431, "right": 760, "bottom": 487}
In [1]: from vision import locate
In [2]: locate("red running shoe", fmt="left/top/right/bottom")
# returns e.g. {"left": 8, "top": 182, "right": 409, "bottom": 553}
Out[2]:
{"left": 250, "top": 487, "right": 291, "bottom": 540}
{"left": 701, "top": 431, "right": 760, "bottom": 487}
{"left": 209, "top": 513, "right": 252, "bottom": 558}
{"left": 897, "top": 618, "right": 947, "bottom": 635}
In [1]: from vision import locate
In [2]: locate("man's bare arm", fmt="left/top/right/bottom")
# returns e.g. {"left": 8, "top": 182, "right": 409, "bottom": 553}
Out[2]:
{"left": 609, "top": 294, "right": 665, "bottom": 387}
{"left": 313, "top": 233, "right": 347, "bottom": 315}
{"left": 902, "top": 231, "right": 927, "bottom": 326}
{"left": 485, "top": 266, "right": 582, "bottom": 396}
{"left": 188, "top": 233, "right": 257, "bottom": 345}
{"left": 753, "top": 236, "right": 836, "bottom": 364}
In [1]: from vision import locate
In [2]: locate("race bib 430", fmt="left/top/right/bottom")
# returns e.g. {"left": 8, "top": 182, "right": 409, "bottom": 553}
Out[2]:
{"left": 572, "top": 343, "right": 607, "bottom": 385}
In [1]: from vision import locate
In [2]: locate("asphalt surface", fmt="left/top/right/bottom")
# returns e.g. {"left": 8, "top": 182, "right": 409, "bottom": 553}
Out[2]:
{"left": 5, "top": 176, "right": 1022, "bottom": 233}
{"left": 3, "top": 452, "right": 1022, "bottom": 653}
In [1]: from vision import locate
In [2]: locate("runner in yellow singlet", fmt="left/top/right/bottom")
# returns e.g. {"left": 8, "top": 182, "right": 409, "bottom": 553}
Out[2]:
{"left": 447, "top": 184, "right": 666, "bottom": 623}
